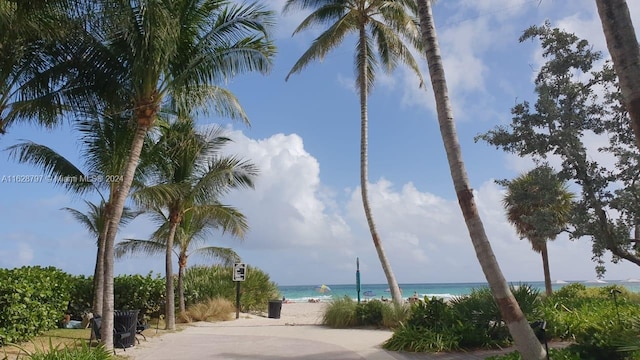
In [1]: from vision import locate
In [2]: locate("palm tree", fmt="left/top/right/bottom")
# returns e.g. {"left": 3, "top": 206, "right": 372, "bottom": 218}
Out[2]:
{"left": 129, "top": 119, "right": 256, "bottom": 328}
{"left": 63, "top": 200, "right": 140, "bottom": 302}
{"left": 6, "top": 114, "right": 147, "bottom": 316}
{"left": 75, "top": 0, "right": 274, "bottom": 346}
{"left": 283, "top": 0, "right": 424, "bottom": 305}
{"left": 595, "top": 0, "right": 640, "bottom": 151}
{"left": 414, "top": 1, "right": 545, "bottom": 358}
{"left": 0, "top": 0, "right": 88, "bottom": 135}
{"left": 501, "top": 166, "right": 574, "bottom": 296}
{"left": 115, "top": 208, "right": 244, "bottom": 313}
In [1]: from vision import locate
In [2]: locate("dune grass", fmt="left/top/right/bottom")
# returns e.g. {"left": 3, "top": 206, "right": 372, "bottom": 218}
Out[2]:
{"left": 178, "top": 297, "right": 235, "bottom": 323}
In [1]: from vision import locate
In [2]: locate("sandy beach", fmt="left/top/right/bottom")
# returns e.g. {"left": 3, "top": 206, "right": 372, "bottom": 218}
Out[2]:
{"left": 122, "top": 302, "right": 399, "bottom": 360}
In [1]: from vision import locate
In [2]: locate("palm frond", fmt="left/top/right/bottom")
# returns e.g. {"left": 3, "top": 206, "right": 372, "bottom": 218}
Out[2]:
{"left": 115, "top": 238, "right": 166, "bottom": 258}
{"left": 191, "top": 246, "right": 240, "bottom": 266}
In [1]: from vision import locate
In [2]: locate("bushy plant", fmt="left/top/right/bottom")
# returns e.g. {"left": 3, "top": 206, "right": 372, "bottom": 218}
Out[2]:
{"left": 113, "top": 272, "right": 165, "bottom": 320}
{"left": 322, "top": 296, "right": 357, "bottom": 328}
{"left": 0, "top": 266, "right": 73, "bottom": 344}
{"left": 6, "top": 340, "right": 112, "bottom": 360}
{"left": 355, "top": 300, "right": 384, "bottom": 326}
{"left": 383, "top": 323, "right": 460, "bottom": 352}
{"left": 541, "top": 283, "right": 640, "bottom": 359}
{"left": 179, "top": 297, "right": 235, "bottom": 323}
{"left": 66, "top": 276, "right": 93, "bottom": 320}
{"left": 182, "top": 265, "right": 279, "bottom": 312}
{"left": 486, "top": 348, "right": 581, "bottom": 360}
{"left": 380, "top": 303, "right": 410, "bottom": 328}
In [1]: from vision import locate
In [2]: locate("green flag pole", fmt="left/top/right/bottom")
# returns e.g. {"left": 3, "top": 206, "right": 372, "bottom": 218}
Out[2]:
{"left": 356, "top": 257, "right": 361, "bottom": 304}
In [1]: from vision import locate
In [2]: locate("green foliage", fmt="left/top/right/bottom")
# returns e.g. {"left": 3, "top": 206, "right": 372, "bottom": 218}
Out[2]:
{"left": 113, "top": 272, "right": 165, "bottom": 320}
{"left": 66, "top": 276, "right": 93, "bottom": 320}
{"left": 380, "top": 303, "right": 410, "bottom": 328}
{"left": 0, "top": 267, "right": 73, "bottom": 345}
{"left": 322, "top": 296, "right": 358, "bottom": 328}
{"left": 6, "top": 340, "right": 112, "bottom": 360}
{"left": 486, "top": 348, "right": 582, "bottom": 360}
{"left": 386, "top": 284, "right": 542, "bottom": 352}
{"left": 541, "top": 283, "right": 640, "bottom": 359}
{"left": 355, "top": 300, "right": 384, "bottom": 327}
{"left": 383, "top": 323, "right": 460, "bottom": 352}
{"left": 182, "top": 265, "right": 279, "bottom": 312}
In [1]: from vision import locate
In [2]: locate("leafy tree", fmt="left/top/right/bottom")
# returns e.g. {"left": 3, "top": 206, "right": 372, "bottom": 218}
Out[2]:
{"left": 71, "top": 0, "right": 274, "bottom": 345}
{"left": 477, "top": 24, "right": 640, "bottom": 276}
{"left": 282, "top": 0, "right": 425, "bottom": 305}
{"left": 595, "top": 0, "right": 640, "bottom": 151}
{"left": 126, "top": 119, "right": 255, "bottom": 325}
{"left": 500, "top": 165, "right": 574, "bottom": 296}
{"left": 415, "top": 1, "right": 545, "bottom": 358}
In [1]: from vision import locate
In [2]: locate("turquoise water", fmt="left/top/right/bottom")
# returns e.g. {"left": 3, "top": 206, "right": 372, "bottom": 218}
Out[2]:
{"left": 278, "top": 280, "right": 640, "bottom": 303}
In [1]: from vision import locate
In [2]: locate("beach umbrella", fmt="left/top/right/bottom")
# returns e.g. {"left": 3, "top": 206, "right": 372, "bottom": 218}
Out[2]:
{"left": 315, "top": 284, "right": 331, "bottom": 294}
{"left": 363, "top": 290, "right": 375, "bottom": 297}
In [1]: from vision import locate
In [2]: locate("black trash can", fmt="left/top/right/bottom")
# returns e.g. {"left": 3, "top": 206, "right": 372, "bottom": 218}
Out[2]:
{"left": 268, "top": 300, "right": 282, "bottom": 319}
{"left": 114, "top": 309, "right": 139, "bottom": 348}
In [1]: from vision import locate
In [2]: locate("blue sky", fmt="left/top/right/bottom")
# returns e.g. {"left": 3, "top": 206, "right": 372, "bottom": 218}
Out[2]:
{"left": 2, "top": 0, "right": 640, "bottom": 286}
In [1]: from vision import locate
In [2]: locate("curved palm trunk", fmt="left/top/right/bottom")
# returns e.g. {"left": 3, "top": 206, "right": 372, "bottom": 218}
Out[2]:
{"left": 595, "top": 0, "right": 640, "bottom": 151}
{"left": 358, "top": 25, "right": 402, "bottom": 305}
{"left": 178, "top": 253, "right": 187, "bottom": 313}
{"left": 101, "top": 121, "right": 151, "bottom": 350}
{"left": 540, "top": 242, "right": 552, "bottom": 296}
{"left": 415, "top": 1, "right": 544, "bottom": 359}
{"left": 164, "top": 214, "right": 179, "bottom": 330}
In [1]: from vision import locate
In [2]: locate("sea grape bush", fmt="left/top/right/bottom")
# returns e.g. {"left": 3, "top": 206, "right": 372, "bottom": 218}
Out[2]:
{"left": 113, "top": 273, "right": 165, "bottom": 319}
{"left": 0, "top": 266, "right": 73, "bottom": 344}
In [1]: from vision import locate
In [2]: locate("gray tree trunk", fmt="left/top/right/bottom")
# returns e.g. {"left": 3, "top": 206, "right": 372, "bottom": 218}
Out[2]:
{"left": 541, "top": 242, "right": 552, "bottom": 296}
{"left": 164, "top": 219, "right": 178, "bottom": 330}
{"left": 358, "top": 25, "right": 403, "bottom": 305}
{"left": 415, "top": 1, "right": 545, "bottom": 359}
{"left": 595, "top": 0, "right": 640, "bottom": 150}
{"left": 100, "top": 123, "right": 150, "bottom": 350}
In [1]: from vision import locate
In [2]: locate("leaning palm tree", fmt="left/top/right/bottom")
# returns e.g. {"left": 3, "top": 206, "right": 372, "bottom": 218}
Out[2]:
{"left": 6, "top": 114, "right": 148, "bottom": 316}
{"left": 415, "top": 1, "right": 545, "bottom": 358}
{"left": 116, "top": 207, "right": 244, "bottom": 313}
{"left": 501, "top": 165, "right": 574, "bottom": 296}
{"left": 130, "top": 119, "right": 256, "bottom": 329}
{"left": 283, "top": 0, "right": 425, "bottom": 305}
{"left": 595, "top": 0, "right": 640, "bottom": 151}
{"left": 74, "top": 0, "right": 274, "bottom": 346}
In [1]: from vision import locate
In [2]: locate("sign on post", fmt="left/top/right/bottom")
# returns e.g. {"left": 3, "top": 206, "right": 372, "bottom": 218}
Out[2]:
{"left": 233, "top": 263, "right": 246, "bottom": 281}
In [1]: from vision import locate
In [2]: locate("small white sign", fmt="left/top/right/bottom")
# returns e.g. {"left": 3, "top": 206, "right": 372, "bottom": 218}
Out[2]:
{"left": 233, "top": 263, "right": 246, "bottom": 281}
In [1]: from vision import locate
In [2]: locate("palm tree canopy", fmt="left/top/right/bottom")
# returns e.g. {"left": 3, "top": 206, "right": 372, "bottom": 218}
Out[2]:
{"left": 501, "top": 165, "right": 574, "bottom": 252}
{"left": 62, "top": 200, "right": 141, "bottom": 240}
{"left": 283, "top": 0, "right": 424, "bottom": 92}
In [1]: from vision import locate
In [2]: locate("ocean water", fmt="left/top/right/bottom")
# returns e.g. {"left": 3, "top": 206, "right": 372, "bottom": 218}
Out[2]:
{"left": 278, "top": 280, "right": 640, "bottom": 303}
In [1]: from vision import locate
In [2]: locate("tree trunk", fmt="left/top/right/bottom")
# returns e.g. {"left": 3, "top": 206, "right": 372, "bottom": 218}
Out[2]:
{"left": 164, "top": 214, "right": 179, "bottom": 330}
{"left": 415, "top": 1, "right": 545, "bottom": 359}
{"left": 357, "top": 25, "right": 403, "bottom": 305}
{"left": 100, "top": 122, "right": 150, "bottom": 350}
{"left": 178, "top": 254, "right": 187, "bottom": 313}
{"left": 595, "top": 0, "right": 640, "bottom": 151}
{"left": 541, "top": 242, "right": 552, "bottom": 296}
{"left": 92, "top": 216, "right": 107, "bottom": 317}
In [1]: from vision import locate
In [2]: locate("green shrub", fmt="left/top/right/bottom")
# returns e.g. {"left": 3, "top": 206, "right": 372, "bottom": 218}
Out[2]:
{"left": 182, "top": 265, "right": 279, "bottom": 312}
{"left": 113, "top": 272, "right": 165, "bottom": 320}
{"left": 0, "top": 266, "right": 73, "bottom": 345}
{"left": 383, "top": 323, "right": 460, "bottom": 352}
{"left": 6, "top": 340, "right": 112, "bottom": 360}
{"left": 380, "top": 303, "right": 410, "bottom": 328}
{"left": 355, "top": 300, "right": 384, "bottom": 326}
{"left": 322, "top": 296, "right": 357, "bottom": 328}
{"left": 485, "top": 347, "right": 582, "bottom": 360}
{"left": 66, "top": 276, "right": 93, "bottom": 320}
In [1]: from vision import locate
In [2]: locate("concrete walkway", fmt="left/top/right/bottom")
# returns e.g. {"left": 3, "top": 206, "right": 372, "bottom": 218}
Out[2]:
{"left": 123, "top": 322, "right": 525, "bottom": 360}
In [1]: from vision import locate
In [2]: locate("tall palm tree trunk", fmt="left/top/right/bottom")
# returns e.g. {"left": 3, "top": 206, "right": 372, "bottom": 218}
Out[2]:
{"left": 358, "top": 25, "right": 402, "bottom": 305}
{"left": 92, "top": 223, "right": 107, "bottom": 316}
{"left": 595, "top": 0, "right": 640, "bottom": 151}
{"left": 164, "top": 215, "right": 179, "bottom": 330}
{"left": 540, "top": 242, "right": 552, "bottom": 296}
{"left": 101, "top": 122, "right": 151, "bottom": 350}
{"left": 415, "top": 1, "right": 544, "bottom": 359}
{"left": 178, "top": 254, "right": 187, "bottom": 313}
